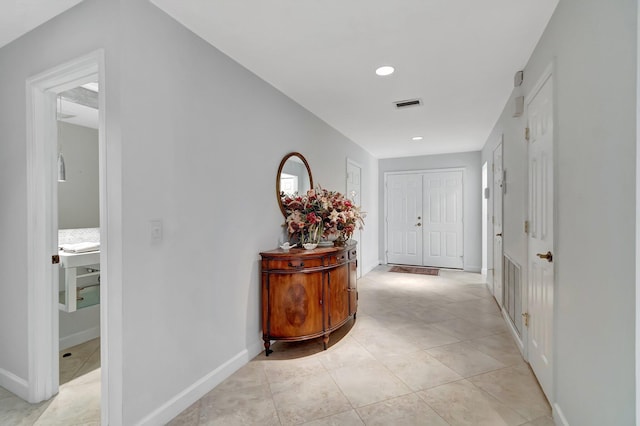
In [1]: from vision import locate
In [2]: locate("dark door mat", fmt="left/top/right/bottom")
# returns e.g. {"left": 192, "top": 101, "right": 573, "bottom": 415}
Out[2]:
{"left": 388, "top": 265, "right": 440, "bottom": 276}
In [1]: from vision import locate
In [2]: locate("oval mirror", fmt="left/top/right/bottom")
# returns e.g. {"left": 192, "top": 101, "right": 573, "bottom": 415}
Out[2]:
{"left": 276, "top": 152, "right": 314, "bottom": 217}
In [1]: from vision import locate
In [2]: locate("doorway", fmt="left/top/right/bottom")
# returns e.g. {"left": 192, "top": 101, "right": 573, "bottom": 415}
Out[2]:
{"left": 385, "top": 169, "right": 464, "bottom": 269}
{"left": 56, "top": 82, "right": 102, "bottom": 390}
{"left": 526, "top": 65, "right": 555, "bottom": 401}
{"left": 26, "top": 50, "right": 118, "bottom": 425}
{"left": 346, "top": 159, "right": 363, "bottom": 278}
{"left": 493, "top": 140, "right": 504, "bottom": 305}
{"left": 481, "top": 162, "right": 488, "bottom": 278}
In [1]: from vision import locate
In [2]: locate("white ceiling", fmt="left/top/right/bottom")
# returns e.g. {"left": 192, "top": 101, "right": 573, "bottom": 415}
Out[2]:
{"left": 0, "top": 0, "right": 83, "bottom": 50}
{"left": 150, "top": 0, "right": 559, "bottom": 158}
{"left": 1, "top": 0, "right": 559, "bottom": 158}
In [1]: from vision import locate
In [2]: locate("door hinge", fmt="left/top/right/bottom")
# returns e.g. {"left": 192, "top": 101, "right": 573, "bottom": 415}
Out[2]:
{"left": 524, "top": 220, "right": 529, "bottom": 234}
{"left": 52, "top": 254, "right": 60, "bottom": 264}
{"left": 522, "top": 312, "right": 530, "bottom": 327}
{"left": 525, "top": 127, "right": 530, "bottom": 141}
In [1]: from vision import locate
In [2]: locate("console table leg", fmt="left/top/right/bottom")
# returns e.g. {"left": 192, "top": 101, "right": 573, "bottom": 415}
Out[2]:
{"left": 323, "top": 334, "right": 330, "bottom": 350}
{"left": 263, "top": 338, "right": 272, "bottom": 356}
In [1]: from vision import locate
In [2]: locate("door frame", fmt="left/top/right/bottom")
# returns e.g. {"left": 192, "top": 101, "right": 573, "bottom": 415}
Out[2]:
{"left": 492, "top": 139, "right": 504, "bottom": 305}
{"left": 384, "top": 167, "right": 465, "bottom": 267}
{"left": 524, "top": 61, "right": 557, "bottom": 401}
{"left": 346, "top": 158, "right": 363, "bottom": 278}
{"left": 26, "top": 50, "right": 122, "bottom": 425}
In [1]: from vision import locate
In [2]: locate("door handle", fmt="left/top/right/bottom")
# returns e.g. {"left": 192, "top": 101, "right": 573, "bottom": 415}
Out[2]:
{"left": 496, "top": 233, "right": 502, "bottom": 237}
{"left": 415, "top": 223, "right": 421, "bottom": 227}
{"left": 536, "top": 251, "right": 553, "bottom": 262}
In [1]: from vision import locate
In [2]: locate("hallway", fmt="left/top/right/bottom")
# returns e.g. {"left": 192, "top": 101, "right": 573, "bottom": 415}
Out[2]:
{"left": 170, "top": 267, "right": 553, "bottom": 425}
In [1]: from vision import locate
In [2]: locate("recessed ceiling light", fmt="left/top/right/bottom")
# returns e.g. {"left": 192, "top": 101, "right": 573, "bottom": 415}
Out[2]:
{"left": 412, "top": 136, "right": 423, "bottom": 141}
{"left": 375, "top": 65, "right": 395, "bottom": 76}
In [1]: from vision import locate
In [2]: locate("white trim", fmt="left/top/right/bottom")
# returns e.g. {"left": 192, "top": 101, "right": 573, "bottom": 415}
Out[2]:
{"left": 384, "top": 167, "right": 466, "bottom": 177}
{"left": 135, "top": 343, "right": 262, "bottom": 426}
{"left": 481, "top": 267, "right": 488, "bottom": 275}
{"left": 553, "top": 403, "right": 570, "bottom": 426}
{"left": 501, "top": 308, "right": 525, "bottom": 356}
{"left": 0, "top": 368, "right": 29, "bottom": 401}
{"left": 363, "top": 260, "right": 381, "bottom": 275}
{"left": 636, "top": 4, "right": 640, "bottom": 423}
{"left": 59, "top": 326, "right": 101, "bottom": 351}
{"left": 25, "top": 50, "right": 122, "bottom": 425}
{"left": 464, "top": 266, "right": 481, "bottom": 273}
{"left": 346, "top": 158, "right": 364, "bottom": 279}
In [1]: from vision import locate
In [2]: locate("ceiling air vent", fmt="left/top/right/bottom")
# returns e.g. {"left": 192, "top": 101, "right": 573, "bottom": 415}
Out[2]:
{"left": 394, "top": 98, "right": 422, "bottom": 109}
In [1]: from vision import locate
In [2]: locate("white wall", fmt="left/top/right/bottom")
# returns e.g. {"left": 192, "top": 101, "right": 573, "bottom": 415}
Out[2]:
{"left": 481, "top": 0, "right": 636, "bottom": 424}
{"left": 0, "top": 0, "right": 379, "bottom": 423}
{"left": 0, "top": 0, "right": 117, "bottom": 400}
{"left": 378, "top": 151, "right": 482, "bottom": 271}
{"left": 59, "top": 305, "right": 100, "bottom": 351}
{"left": 58, "top": 121, "right": 100, "bottom": 229}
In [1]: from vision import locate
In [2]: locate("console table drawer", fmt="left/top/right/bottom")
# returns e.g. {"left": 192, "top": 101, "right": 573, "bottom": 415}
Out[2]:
{"left": 263, "top": 257, "right": 324, "bottom": 271}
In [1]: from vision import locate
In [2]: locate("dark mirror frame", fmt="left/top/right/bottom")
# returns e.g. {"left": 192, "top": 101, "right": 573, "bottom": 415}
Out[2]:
{"left": 276, "top": 152, "right": 314, "bottom": 218}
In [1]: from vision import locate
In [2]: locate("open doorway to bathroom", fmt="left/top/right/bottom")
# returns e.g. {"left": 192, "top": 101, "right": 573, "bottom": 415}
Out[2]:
{"left": 55, "top": 82, "right": 101, "bottom": 418}
{"left": 25, "top": 51, "right": 116, "bottom": 424}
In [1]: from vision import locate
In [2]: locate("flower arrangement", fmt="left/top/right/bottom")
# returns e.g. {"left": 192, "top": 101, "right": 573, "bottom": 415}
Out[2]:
{"left": 281, "top": 187, "right": 365, "bottom": 245}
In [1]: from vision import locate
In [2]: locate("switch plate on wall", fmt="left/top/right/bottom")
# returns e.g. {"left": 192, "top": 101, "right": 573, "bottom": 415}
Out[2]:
{"left": 150, "top": 219, "right": 163, "bottom": 244}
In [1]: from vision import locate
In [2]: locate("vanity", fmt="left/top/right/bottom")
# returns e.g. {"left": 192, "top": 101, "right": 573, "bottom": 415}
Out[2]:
{"left": 260, "top": 243, "right": 357, "bottom": 355}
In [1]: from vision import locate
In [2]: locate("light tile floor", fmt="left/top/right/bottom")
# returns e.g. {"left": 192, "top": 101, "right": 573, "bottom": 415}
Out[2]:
{"left": 170, "top": 267, "right": 554, "bottom": 425}
{"left": 1, "top": 267, "right": 554, "bottom": 425}
{"left": 0, "top": 339, "right": 100, "bottom": 425}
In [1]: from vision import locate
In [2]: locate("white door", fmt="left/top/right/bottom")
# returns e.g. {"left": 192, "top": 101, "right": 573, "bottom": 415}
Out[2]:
{"left": 423, "top": 171, "right": 463, "bottom": 269}
{"left": 493, "top": 142, "right": 504, "bottom": 306}
{"left": 386, "top": 173, "right": 423, "bottom": 265}
{"left": 527, "top": 71, "right": 555, "bottom": 400}
{"left": 346, "top": 159, "right": 363, "bottom": 278}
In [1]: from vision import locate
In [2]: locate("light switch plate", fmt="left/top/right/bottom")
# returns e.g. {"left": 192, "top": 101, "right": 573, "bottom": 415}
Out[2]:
{"left": 150, "top": 219, "right": 163, "bottom": 244}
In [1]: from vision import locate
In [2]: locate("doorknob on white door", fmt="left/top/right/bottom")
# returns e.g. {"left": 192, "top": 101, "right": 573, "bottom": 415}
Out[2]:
{"left": 415, "top": 223, "right": 421, "bottom": 227}
{"left": 536, "top": 251, "right": 553, "bottom": 262}
{"left": 496, "top": 233, "right": 502, "bottom": 237}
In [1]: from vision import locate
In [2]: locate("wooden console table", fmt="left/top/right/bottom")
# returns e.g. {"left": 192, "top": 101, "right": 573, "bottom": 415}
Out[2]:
{"left": 260, "top": 243, "right": 357, "bottom": 355}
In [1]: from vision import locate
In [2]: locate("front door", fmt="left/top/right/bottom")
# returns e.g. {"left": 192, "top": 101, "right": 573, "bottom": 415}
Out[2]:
{"left": 386, "top": 173, "right": 423, "bottom": 265}
{"left": 423, "top": 171, "right": 464, "bottom": 269}
{"left": 527, "top": 71, "right": 555, "bottom": 401}
{"left": 493, "top": 142, "right": 504, "bottom": 305}
{"left": 386, "top": 170, "right": 464, "bottom": 268}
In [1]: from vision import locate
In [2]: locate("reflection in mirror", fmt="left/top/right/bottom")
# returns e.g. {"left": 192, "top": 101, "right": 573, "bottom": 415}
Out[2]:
{"left": 277, "top": 152, "right": 313, "bottom": 217}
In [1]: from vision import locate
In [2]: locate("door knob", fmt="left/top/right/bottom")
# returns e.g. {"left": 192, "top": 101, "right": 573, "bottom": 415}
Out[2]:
{"left": 496, "top": 233, "right": 502, "bottom": 237}
{"left": 415, "top": 223, "right": 421, "bottom": 227}
{"left": 536, "top": 251, "right": 553, "bottom": 262}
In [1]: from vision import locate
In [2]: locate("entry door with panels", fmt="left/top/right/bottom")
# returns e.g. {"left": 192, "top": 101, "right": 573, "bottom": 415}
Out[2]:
{"left": 526, "top": 71, "right": 555, "bottom": 401}
{"left": 386, "top": 170, "right": 464, "bottom": 268}
{"left": 386, "top": 173, "right": 423, "bottom": 265}
{"left": 423, "top": 171, "right": 464, "bottom": 269}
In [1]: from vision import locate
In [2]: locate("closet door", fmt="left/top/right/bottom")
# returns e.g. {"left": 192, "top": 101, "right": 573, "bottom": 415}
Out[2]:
{"left": 423, "top": 171, "right": 464, "bottom": 269}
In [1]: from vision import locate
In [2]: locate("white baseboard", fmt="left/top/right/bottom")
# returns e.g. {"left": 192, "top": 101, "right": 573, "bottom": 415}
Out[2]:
{"left": 501, "top": 308, "right": 525, "bottom": 356}
{"left": 464, "top": 266, "right": 481, "bottom": 273}
{"left": 59, "top": 326, "right": 100, "bottom": 351}
{"left": 0, "top": 368, "right": 29, "bottom": 401}
{"left": 363, "top": 260, "right": 380, "bottom": 275}
{"left": 553, "top": 403, "right": 569, "bottom": 426}
{"left": 481, "top": 267, "right": 488, "bottom": 276}
{"left": 135, "top": 341, "right": 262, "bottom": 426}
